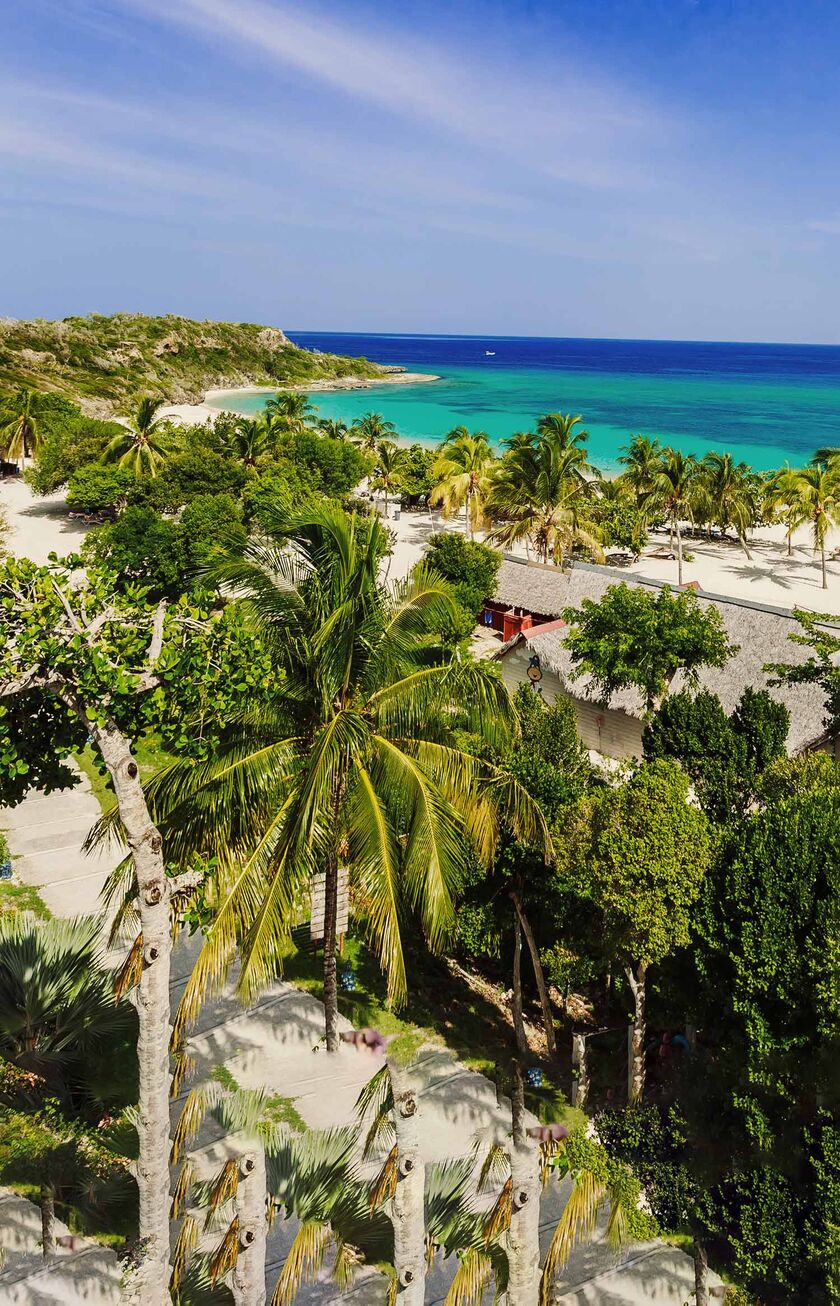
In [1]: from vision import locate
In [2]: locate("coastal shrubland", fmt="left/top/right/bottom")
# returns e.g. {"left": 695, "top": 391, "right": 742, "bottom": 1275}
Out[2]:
{"left": 0, "top": 314, "right": 388, "bottom": 411}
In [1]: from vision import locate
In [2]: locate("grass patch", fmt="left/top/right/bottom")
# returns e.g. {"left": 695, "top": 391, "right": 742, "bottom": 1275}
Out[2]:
{"left": 210, "top": 1064, "right": 308, "bottom": 1132}
{"left": 0, "top": 880, "right": 51, "bottom": 918}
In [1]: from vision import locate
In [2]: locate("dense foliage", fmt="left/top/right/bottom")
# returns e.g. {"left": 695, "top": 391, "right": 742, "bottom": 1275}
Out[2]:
{"left": 0, "top": 314, "right": 388, "bottom": 408}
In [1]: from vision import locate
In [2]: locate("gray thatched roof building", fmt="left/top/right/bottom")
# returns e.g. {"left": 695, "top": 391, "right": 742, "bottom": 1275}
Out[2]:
{"left": 489, "top": 557, "right": 836, "bottom": 758}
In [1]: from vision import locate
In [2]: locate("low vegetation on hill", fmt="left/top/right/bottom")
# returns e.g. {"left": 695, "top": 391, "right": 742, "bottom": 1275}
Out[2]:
{"left": 0, "top": 313, "right": 388, "bottom": 413}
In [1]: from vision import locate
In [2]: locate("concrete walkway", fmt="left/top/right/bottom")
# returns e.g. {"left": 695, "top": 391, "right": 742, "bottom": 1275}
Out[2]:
{"left": 0, "top": 1187, "right": 122, "bottom": 1304}
{"left": 1, "top": 761, "right": 118, "bottom": 918}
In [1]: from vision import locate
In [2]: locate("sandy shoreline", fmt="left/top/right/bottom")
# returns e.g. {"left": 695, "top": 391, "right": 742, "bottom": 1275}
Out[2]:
{"left": 160, "top": 370, "right": 440, "bottom": 425}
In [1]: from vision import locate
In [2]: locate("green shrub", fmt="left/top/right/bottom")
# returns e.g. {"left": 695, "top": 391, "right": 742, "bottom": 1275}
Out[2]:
{"left": 66, "top": 463, "right": 133, "bottom": 514}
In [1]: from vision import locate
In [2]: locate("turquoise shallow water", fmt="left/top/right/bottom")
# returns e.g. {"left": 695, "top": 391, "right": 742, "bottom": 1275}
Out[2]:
{"left": 207, "top": 333, "right": 840, "bottom": 472}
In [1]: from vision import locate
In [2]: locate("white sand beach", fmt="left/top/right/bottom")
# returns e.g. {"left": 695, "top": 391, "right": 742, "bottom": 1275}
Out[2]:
{"left": 158, "top": 371, "right": 440, "bottom": 426}
{"left": 378, "top": 497, "right": 840, "bottom": 614}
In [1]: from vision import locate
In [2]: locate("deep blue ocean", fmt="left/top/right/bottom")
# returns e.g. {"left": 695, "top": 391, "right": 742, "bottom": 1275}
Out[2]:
{"left": 218, "top": 332, "right": 840, "bottom": 470}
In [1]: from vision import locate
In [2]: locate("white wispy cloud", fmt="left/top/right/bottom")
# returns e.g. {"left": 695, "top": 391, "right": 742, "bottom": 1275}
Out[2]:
{"left": 109, "top": 0, "right": 669, "bottom": 191}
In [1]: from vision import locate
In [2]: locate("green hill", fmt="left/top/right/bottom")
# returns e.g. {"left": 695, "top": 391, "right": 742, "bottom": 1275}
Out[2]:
{"left": 0, "top": 313, "right": 390, "bottom": 415}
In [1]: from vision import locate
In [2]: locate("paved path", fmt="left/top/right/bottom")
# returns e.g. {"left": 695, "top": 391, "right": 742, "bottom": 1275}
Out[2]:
{"left": 1, "top": 762, "right": 118, "bottom": 918}
{"left": 0, "top": 1187, "right": 121, "bottom": 1304}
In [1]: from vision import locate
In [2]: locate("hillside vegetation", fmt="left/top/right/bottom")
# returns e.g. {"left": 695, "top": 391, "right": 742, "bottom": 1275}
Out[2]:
{"left": 0, "top": 313, "right": 389, "bottom": 414}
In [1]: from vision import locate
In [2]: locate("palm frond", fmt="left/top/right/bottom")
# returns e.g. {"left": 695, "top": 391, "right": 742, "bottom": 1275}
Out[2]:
{"left": 445, "top": 1247, "right": 495, "bottom": 1306}
{"left": 270, "top": 1220, "right": 331, "bottom": 1306}
{"left": 539, "top": 1169, "right": 605, "bottom": 1303}
{"left": 368, "top": 1144, "right": 398, "bottom": 1210}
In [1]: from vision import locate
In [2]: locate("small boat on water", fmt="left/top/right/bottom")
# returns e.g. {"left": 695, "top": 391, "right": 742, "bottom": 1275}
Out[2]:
{"left": 485, "top": 350, "right": 496, "bottom": 356}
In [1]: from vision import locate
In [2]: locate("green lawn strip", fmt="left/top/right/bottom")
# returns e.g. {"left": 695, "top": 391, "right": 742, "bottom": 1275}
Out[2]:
{"left": 0, "top": 880, "right": 51, "bottom": 919}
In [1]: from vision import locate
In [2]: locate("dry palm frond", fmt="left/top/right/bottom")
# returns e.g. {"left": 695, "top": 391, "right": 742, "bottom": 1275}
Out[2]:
{"left": 170, "top": 1046, "right": 197, "bottom": 1098}
{"left": 170, "top": 1213, "right": 198, "bottom": 1289}
{"left": 369, "top": 1144, "right": 399, "bottom": 1211}
{"left": 539, "top": 1170, "right": 605, "bottom": 1306}
{"left": 170, "top": 1086, "right": 208, "bottom": 1164}
{"left": 113, "top": 933, "right": 143, "bottom": 999}
{"left": 361, "top": 1102, "right": 396, "bottom": 1161}
{"left": 540, "top": 1138, "right": 564, "bottom": 1187}
{"left": 483, "top": 1177, "right": 512, "bottom": 1245}
{"left": 205, "top": 1159, "right": 239, "bottom": 1220}
{"left": 604, "top": 1183, "right": 631, "bottom": 1253}
{"left": 478, "top": 1142, "right": 510, "bottom": 1194}
{"left": 332, "top": 1237, "right": 362, "bottom": 1292}
{"left": 270, "top": 1220, "right": 331, "bottom": 1306}
{"left": 208, "top": 1217, "right": 239, "bottom": 1283}
{"left": 445, "top": 1248, "right": 494, "bottom": 1306}
{"left": 170, "top": 1160, "right": 196, "bottom": 1220}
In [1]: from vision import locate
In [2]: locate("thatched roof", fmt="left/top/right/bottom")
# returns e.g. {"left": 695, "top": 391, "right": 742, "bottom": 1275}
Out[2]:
{"left": 491, "top": 558, "right": 835, "bottom": 754}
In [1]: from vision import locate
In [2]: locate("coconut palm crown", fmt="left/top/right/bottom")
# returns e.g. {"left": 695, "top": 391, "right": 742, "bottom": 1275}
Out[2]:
{"left": 102, "top": 396, "right": 172, "bottom": 477}
{"left": 120, "top": 504, "right": 544, "bottom": 1051}
{"left": 0, "top": 388, "right": 44, "bottom": 470}
{"left": 429, "top": 427, "right": 495, "bottom": 540}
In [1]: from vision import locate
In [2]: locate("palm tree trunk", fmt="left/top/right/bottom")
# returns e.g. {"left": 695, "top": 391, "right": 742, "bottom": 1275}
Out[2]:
{"left": 387, "top": 1059, "right": 426, "bottom": 1305}
{"left": 675, "top": 519, "right": 684, "bottom": 586}
{"left": 821, "top": 542, "right": 828, "bottom": 589}
{"left": 511, "top": 912, "right": 528, "bottom": 1057}
{"left": 738, "top": 532, "right": 753, "bottom": 561}
{"left": 322, "top": 857, "right": 340, "bottom": 1054}
{"left": 40, "top": 1183, "right": 56, "bottom": 1259}
{"left": 91, "top": 721, "right": 172, "bottom": 1304}
{"left": 510, "top": 890, "right": 556, "bottom": 1059}
{"left": 231, "top": 1148, "right": 267, "bottom": 1306}
{"left": 625, "top": 962, "right": 648, "bottom": 1105}
{"left": 507, "top": 1060, "right": 541, "bottom": 1306}
{"left": 693, "top": 1235, "right": 709, "bottom": 1306}
{"left": 465, "top": 487, "right": 473, "bottom": 541}
{"left": 384, "top": 489, "right": 389, "bottom": 519}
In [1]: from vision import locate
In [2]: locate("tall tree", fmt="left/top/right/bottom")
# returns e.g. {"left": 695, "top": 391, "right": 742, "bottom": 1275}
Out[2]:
{"left": 352, "top": 411, "right": 397, "bottom": 453}
{"left": 143, "top": 505, "right": 544, "bottom": 1054}
{"left": 618, "top": 434, "right": 663, "bottom": 511}
{"left": 564, "top": 760, "right": 711, "bottom": 1103}
{"left": 652, "top": 448, "right": 697, "bottom": 584}
{"left": 764, "top": 465, "right": 801, "bottom": 557}
{"left": 430, "top": 427, "right": 495, "bottom": 540}
{"left": 317, "top": 417, "right": 350, "bottom": 441}
{"left": 788, "top": 462, "right": 840, "bottom": 589}
{"left": 486, "top": 425, "right": 601, "bottom": 564}
{"left": 697, "top": 452, "right": 759, "bottom": 558}
{"left": 263, "top": 391, "right": 317, "bottom": 434}
{"left": 0, "top": 388, "right": 45, "bottom": 471}
{"left": 370, "top": 439, "right": 405, "bottom": 518}
{"left": 0, "top": 559, "right": 248, "bottom": 1303}
{"left": 227, "top": 417, "right": 269, "bottom": 466}
{"left": 102, "top": 397, "right": 172, "bottom": 478}
{"left": 562, "top": 583, "right": 735, "bottom": 715}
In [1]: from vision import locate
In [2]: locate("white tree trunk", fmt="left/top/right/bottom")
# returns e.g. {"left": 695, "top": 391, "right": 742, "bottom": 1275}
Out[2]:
{"left": 93, "top": 722, "right": 172, "bottom": 1305}
{"left": 506, "top": 1065, "right": 541, "bottom": 1306}
{"left": 387, "top": 1060, "right": 426, "bottom": 1305}
{"left": 625, "top": 962, "right": 648, "bottom": 1106}
{"left": 231, "top": 1148, "right": 267, "bottom": 1306}
{"left": 571, "top": 1032, "right": 589, "bottom": 1110}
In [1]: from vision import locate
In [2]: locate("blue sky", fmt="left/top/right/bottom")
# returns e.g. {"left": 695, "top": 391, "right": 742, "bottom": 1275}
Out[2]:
{"left": 3, "top": 0, "right": 840, "bottom": 341}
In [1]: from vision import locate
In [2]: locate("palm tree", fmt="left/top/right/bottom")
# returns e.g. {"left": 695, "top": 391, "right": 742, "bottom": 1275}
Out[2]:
{"left": 535, "top": 412, "right": 590, "bottom": 451}
{"left": 318, "top": 417, "right": 350, "bottom": 441}
{"left": 0, "top": 388, "right": 44, "bottom": 470}
{"left": 429, "top": 428, "right": 495, "bottom": 540}
{"left": 102, "top": 396, "right": 172, "bottom": 478}
{"left": 486, "top": 427, "right": 602, "bottom": 565}
{"left": 264, "top": 391, "right": 317, "bottom": 434}
{"left": 652, "top": 448, "right": 697, "bottom": 585}
{"left": 370, "top": 439, "right": 405, "bottom": 518}
{"left": 0, "top": 915, "right": 134, "bottom": 1257}
{"left": 140, "top": 505, "right": 543, "bottom": 1054}
{"left": 352, "top": 411, "right": 397, "bottom": 454}
{"left": 788, "top": 462, "right": 840, "bottom": 589}
{"left": 618, "top": 434, "right": 662, "bottom": 511}
{"left": 699, "top": 452, "right": 758, "bottom": 559}
{"left": 227, "top": 417, "right": 269, "bottom": 467}
{"left": 764, "top": 464, "right": 800, "bottom": 556}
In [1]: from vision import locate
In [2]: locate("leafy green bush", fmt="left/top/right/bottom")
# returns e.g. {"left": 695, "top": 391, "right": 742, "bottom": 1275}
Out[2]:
{"left": 66, "top": 462, "right": 133, "bottom": 514}
{"left": 275, "top": 429, "right": 371, "bottom": 496}
{"left": 424, "top": 531, "right": 502, "bottom": 640}
{"left": 589, "top": 497, "right": 649, "bottom": 556}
